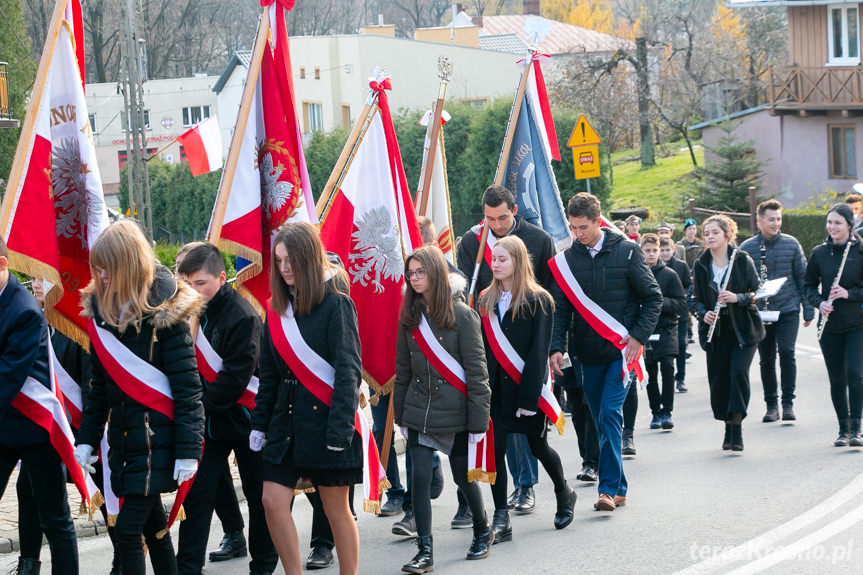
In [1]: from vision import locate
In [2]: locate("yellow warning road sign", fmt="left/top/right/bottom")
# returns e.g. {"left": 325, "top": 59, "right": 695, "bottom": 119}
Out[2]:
{"left": 573, "top": 144, "right": 600, "bottom": 180}
{"left": 567, "top": 115, "right": 601, "bottom": 147}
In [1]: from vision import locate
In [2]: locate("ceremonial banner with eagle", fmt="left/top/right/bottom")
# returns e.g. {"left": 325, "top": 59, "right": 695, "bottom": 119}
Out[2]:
{"left": 207, "top": 0, "right": 315, "bottom": 314}
{"left": 0, "top": 0, "right": 109, "bottom": 346}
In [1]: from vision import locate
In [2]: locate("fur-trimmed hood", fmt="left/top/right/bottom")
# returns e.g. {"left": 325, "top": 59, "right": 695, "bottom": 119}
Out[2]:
{"left": 81, "top": 264, "right": 204, "bottom": 329}
{"left": 449, "top": 271, "right": 467, "bottom": 301}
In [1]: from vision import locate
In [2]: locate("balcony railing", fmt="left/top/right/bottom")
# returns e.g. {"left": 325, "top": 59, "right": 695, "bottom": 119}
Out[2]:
{"left": 0, "top": 62, "right": 10, "bottom": 119}
{"left": 769, "top": 65, "right": 863, "bottom": 109}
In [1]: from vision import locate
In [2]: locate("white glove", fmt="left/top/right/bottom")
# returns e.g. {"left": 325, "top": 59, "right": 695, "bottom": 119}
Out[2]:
{"left": 515, "top": 408, "right": 537, "bottom": 418}
{"left": 468, "top": 432, "right": 485, "bottom": 444}
{"left": 327, "top": 445, "right": 345, "bottom": 451}
{"left": 74, "top": 444, "right": 98, "bottom": 475}
{"left": 249, "top": 430, "right": 267, "bottom": 452}
{"left": 400, "top": 426, "right": 409, "bottom": 439}
{"left": 173, "top": 459, "right": 198, "bottom": 484}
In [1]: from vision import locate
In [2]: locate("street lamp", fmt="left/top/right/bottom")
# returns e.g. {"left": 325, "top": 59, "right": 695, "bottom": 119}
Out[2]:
{"left": 0, "top": 62, "right": 20, "bottom": 129}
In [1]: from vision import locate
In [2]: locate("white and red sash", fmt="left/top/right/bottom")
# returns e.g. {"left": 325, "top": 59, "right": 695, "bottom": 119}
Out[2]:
{"left": 480, "top": 310, "right": 565, "bottom": 435}
{"left": 86, "top": 319, "right": 197, "bottom": 538}
{"left": 410, "top": 314, "right": 496, "bottom": 484}
{"left": 471, "top": 222, "right": 498, "bottom": 269}
{"left": 51, "top": 345, "right": 83, "bottom": 429}
{"left": 194, "top": 326, "right": 259, "bottom": 410}
{"left": 266, "top": 301, "right": 389, "bottom": 514}
{"left": 548, "top": 252, "right": 646, "bottom": 383}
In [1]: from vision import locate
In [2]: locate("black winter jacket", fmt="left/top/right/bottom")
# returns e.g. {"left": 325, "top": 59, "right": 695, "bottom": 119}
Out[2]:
{"left": 394, "top": 274, "right": 491, "bottom": 435}
{"left": 692, "top": 247, "right": 766, "bottom": 350}
{"left": 550, "top": 229, "right": 663, "bottom": 365}
{"left": 252, "top": 280, "right": 363, "bottom": 471}
{"left": 803, "top": 234, "right": 863, "bottom": 335}
{"left": 77, "top": 266, "right": 205, "bottom": 497}
{"left": 646, "top": 260, "right": 687, "bottom": 360}
{"left": 197, "top": 283, "right": 262, "bottom": 442}
{"left": 740, "top": 232, "right": 815, "bottom": 321}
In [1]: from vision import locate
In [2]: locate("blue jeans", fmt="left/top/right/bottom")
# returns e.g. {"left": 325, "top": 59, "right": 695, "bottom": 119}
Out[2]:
{"left": 370, "top": 398, "right": 404, "bottom": 500}
{"left": 506, "top": 433, "right": 538, "bottom": 488}
{"left": 581, "top": 359, "right": 629, "bottom": 498}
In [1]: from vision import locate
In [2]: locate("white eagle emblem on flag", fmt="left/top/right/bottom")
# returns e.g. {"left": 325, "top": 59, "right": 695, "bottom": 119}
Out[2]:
{"left": 52, "top": 137, "right": 105, "bottom": 249}
{"left": 349, "top": 206, "right": 403, "bottom": 293}
{"left": 259, "top": 152, "right": 294, "bottom": 219}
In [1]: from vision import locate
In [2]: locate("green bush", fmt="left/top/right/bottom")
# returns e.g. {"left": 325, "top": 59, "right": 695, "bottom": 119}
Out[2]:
{"left": 781, "top": 211, "right": 827, "bottom": 257}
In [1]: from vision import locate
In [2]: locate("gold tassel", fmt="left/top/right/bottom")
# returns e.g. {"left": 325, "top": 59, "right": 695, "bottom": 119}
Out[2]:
{"left": 363, "top": 499, "right": 381, "bottom": 515}
{"left": 466, "top": 469, "right": 497, "bottom": 485}
{"left": 90, "top": 490, "right": 105, "bottom": 510}
{"left": 359, "top": 393, "right": 367, "bottom": 410}
{"left": 176, "top": 505, "right": 186, "bottom": 522}
{"left": 79, "top": 500, "right": 88, "bottom": 516}
{"left": 155, "top": 527, "right": 168, "bottom": 539}
{"left": 365, "top": 374, "right": 394, "bottom": 407}
{"left": 293, "top": 486, "right": 316, "bottom": 495}
{"left": 107, "top": 514, "right": 118, "bottom": 527}
{"left": 554, "top": 415, "right": 566, "bottom": 436}
{"left": 378, "top": 477, "right": 392, "bottom": 492}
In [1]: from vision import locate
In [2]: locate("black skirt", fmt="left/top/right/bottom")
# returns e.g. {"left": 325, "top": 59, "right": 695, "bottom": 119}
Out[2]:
{"left": 490, "top": 381, "right": 548, "bottom": 436}
{"left": 262, "top": 442, "right": 362, "bottom": 488}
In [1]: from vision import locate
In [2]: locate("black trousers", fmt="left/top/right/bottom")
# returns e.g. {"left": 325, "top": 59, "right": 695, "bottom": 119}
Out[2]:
{"left": 0, "top": 441, "right": 78, "bottom": 575}
{"left": 705, "top": 319, "right": 757, "bottom": 421}
{"left": 623, "top": 377, "right": 638, "bottom": 431}
{"left": 177, "top": 438, "right": 277, "bottom": 575}
{"left": 676, "top": 315, "right": 688, "bottom": 384}
{"left": 819, "top": 327, "right": 863, "bottom": 425}
{"left": 115, "top": 493, "right": 176, "bottom": 575}
{"left": 213, "top": 457, "right": 244, "bottom": 533}
{"left": 489, "top": 422, "right": 566, "bottom": 511}
{"left": 646, "top": 355, "right": 676, "bottom": 414}
{"left": 759, "top": 310, "right": 800, "bottom": 406}
{"left": 561, "top": 362, "right": 598, "bottom": 468}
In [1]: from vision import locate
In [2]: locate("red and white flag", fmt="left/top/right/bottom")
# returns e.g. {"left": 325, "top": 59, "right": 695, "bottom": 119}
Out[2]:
{"left": 319, "top": 73, "right": 422, "bottom": 395}
{"left": 178, "top": 117, "right": 223, "bottom": 176}
{"left": 208, "top": 0, "right": 315, "bottom": 314}
{"left": 0, "top": 0, "right": 109, "bottom": 346}
{"left": 416, "top": 110, "right": 455, "bottom": 262}
{"left": 519, "top": 52, "right": 560, "bottom": 162}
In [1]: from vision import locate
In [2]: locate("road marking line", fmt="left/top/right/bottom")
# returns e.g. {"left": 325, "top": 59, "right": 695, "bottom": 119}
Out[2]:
{"left": 673, "top": 471, "right": 863, "bottom": 574}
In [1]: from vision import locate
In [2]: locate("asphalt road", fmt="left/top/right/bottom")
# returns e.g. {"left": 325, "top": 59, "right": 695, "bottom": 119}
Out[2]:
{"left": 4, "top": 317, "right": 863, "bottom": 574}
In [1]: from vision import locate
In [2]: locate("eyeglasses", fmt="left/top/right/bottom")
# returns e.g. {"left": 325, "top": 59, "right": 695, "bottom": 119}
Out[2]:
{"left": 406, "top": 269, "right": 427, "bottom": 281}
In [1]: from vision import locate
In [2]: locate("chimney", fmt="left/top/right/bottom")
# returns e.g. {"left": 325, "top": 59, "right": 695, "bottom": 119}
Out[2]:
{"left": 472, "top": 14, "right": 483, "bottom": 27}
{"left": 523, "top": 0, "right": 539, "bottom": 15}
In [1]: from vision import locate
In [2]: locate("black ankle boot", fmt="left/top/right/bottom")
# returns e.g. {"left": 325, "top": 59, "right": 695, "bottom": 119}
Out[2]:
{"left": 836, "top": 419, "right": 851, "bottom": 447}
{"left": 722, "top": 423, "right": 732, "bottom": 450}
{"left": 402, "top": 535, "right": 433, "bottom": 574}
{"left": 466, "top": 517, "right": 494, "bottom": 560}
{"left": 730, "top": 423, "right": 744, "bottom": 452}
{"left": 208, "top": 530, "right": 247, "bottom": 562}
{"left": 490, "top": 509, "right": 512, "bottom": 543}
{"left": 850, "top": 418, "right": 863, "bottom": 447}
{"left": 16, "top": 558, "right": 41, "bottom": 575}
{"left": 553, "top": 484, "right": 577, "bottom": 530}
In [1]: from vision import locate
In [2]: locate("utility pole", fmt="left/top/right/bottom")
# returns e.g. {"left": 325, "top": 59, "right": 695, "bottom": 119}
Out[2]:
{"left": 122, "top": 0, "right": 153, "bottom": 241}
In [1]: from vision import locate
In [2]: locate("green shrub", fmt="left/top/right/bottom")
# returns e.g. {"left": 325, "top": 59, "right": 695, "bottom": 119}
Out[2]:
{"left": 781, "top": 211, "right": 826, "bottom": 257}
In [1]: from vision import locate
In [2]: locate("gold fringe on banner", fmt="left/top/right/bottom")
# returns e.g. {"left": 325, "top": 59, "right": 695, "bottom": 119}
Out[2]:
{"left": 467, "top": 469, "right": 497, "bottom": 485}
{"left": 155, "top": 505, "right": 185, "bottom": 540}
{"left": 553, "top": 414, "right": 566, "bottom": 436}
{"left": 107, "top": 514, "right": 118, "bottom": 527}
{"left": 366, "top": 374, "right": 394, "bottom": 407}
{"left": 363, "top": 499, "right": 381, "bottom": 514}
{"left": 90, "top": 490, "right": 105, "bottom": 513}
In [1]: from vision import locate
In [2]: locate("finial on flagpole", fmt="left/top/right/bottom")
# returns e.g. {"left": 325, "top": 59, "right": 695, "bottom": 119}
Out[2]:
{"left": 437, "top": 55, "right": 453, "bottom": 84}
{"left": 524, "top": 15, "right": 550, "bottom": 51}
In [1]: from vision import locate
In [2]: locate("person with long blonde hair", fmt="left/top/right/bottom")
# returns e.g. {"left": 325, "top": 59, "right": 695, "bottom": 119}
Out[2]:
{"left": 250, "top": 222, "right": 362, "bottom": 575}
{"left": 478, "top": 236, "right": 576, "bottom": 541}
{"left": 74, "top": 220, "right": 205, "bottom": 575}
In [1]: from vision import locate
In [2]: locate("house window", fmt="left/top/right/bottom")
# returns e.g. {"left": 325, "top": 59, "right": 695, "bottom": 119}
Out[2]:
{"left": 299, "top": 67, "right": 305, "bottom": 79}
{"left": 829, "top": 124, "right": 857, "bottom": 178}
{"left": 120, "top": 109, "right": 151, "bottom": 131}
{"left": 88, "top": 113, "right": 96, "bottom": 134}
{"left": 828, "top": 4, "right": 860, "bottom": 65}
{"left": 302, "top": 101, "right": 323, "bottom": 133}
{"left": 342, "top": 104, "right": 351, "bottom": 128}
{"left": 182, "top": 105, "right": 210, "bottom": 127}
{"left": 314, "top": 67, "right": 320, "bottom": 80}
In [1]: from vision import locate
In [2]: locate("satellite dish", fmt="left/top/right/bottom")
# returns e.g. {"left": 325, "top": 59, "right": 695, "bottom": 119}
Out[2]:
{"left": 524, "top": 16, "right": 551, "bottom": 48}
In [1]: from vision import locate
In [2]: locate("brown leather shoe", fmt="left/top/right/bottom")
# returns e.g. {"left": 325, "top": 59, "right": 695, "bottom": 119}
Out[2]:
{"left": 613, "top": 495, "right": 626, "bottom": 506}
{"left": 593, "top": 493, "right": 615, "bottom": 511}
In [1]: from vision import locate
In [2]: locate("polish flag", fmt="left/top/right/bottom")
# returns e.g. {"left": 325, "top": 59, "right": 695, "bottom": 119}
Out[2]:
{"left": 178, "top": 117, "right": 223, "bottom": 176}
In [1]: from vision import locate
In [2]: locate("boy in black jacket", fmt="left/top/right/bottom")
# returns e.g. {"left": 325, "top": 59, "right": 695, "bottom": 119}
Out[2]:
{"left": 176, "top": 243, "right": 277, "bottom": 575}
{"left": 643, "top": 235, "right": 687, "bottom": 429}
{"left": 660, "top": 236, "right": 693, "bottom": 392}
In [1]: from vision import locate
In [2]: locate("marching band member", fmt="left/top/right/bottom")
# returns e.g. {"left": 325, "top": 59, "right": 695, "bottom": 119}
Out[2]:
{"left": 804, "top": 204, "right": 863, "bottom": 447}
{"left": 0, "top": 238, "right": 79, "bottom": 575}
{"left": 549, "top": 193, "right": 662, "bottom": 512}
{"left": 479, "top": 236, "right": 576, "bottom": 541}
{"left": 394, "top": 246, "right": 493, "bottom": 573}
{"left": 659, "top": 235, "right": 693, "bottom": 393}
{"left": 74, "top": 220, "right": 205, "bottom": 575}
{"left": 251, "top": 223, "right": 362, "bottom": 575}
{"left": 692, "top": 215, "right": 764, "bottom": 452}
{"left": 175, "top": 243, "right": 277, "bottom": 575}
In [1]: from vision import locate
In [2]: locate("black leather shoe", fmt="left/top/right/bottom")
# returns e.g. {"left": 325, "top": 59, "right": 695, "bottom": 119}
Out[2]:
{"left": 466, "top": 519, "right": 494, "bottom": 560}
{"left": 306, "top": 545, "right": 334, "bottom": 570}
{"left": 676, "top": 381, "right": 688, "bottom": 393}
{"left": 763, "top": 404, "right": 780, "bottom": 423}
{"left": 451, "top": 502, "right": 473, "bottom": 528}
{"left": 622, "top": 430, "right": 636, "bottom": 456}
{"left": 513, "top": 486, "right": 535, "bottom": 514}
{"left": 379, "top": 496, "right": 404, "bottom": 517}
{"left": 402, "top": 535, "right": 433, "bottom": 574}
{"left": 506, "top": 487, "right": 520, "bottom": 510}
{"left": 576, "top": 465, "right": 597, "bottom": 482}
{"left": 392, "top": 508, "right": 417, "bottom": 537}
{"left": 490, "top": 509, "right": 512, "bottom": 543}
{"left": 731, "top": 423, "right": 744, "bottom": 452}
{"left": 782, "top": 404, "right": 796, "bottom": 421}
{"left": 722, "top": 423, "right": 732, "bottom": 450}
{"left": 430, "top": 464, "right": 444, "bottom": 500}
{"left": 553, "top": 485, "right": 577, "bottom": 530}
{"left": 16, "top": 558, "right": 41, "bottom": 575}
{"left": 250, "top": 569, "right": 274, "bottom": 575}
{"left": 209, "top": 530, "right": 248, "bottom": 562}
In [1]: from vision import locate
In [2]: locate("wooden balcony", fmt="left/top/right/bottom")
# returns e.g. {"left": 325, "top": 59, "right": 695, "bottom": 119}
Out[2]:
{"left": 0, "top": 61, "right": 19, "bottom": 129}
{"left": 768, "top": 65, "right": 863, "bottom": 113}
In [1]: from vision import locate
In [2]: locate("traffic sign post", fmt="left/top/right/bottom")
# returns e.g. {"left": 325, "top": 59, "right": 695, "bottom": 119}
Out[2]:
{"left": 567, "top": 115, "right": 602, "bottom": 193}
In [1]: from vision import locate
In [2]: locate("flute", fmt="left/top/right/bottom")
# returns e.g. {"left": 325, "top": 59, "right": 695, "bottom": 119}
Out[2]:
{"left": 707, "top": 248, "right": 739, "bottom": 343}
{"left": 817, "top": 240, "right": 853, "bottom": 340}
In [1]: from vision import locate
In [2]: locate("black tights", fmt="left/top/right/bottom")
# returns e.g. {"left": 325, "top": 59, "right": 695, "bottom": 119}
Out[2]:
{"left": 409, "top": 431, "right": 486, "bottom": 538}
{"left": 490, "top": 424, "right": 566, "bottom": 511}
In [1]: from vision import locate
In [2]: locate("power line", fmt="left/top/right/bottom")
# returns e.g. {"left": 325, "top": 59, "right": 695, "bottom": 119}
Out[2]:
{"left": 0, "top": 6, "right": 40, "bottom": 67}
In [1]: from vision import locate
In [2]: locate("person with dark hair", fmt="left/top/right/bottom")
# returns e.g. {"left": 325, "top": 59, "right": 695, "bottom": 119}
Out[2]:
{"left": 175, "top": 243, "right": 277, "bottom": 575}
{"left": 656, "top": 222, "right": 685, "bottom": 260}
{"left": 659, "top": 236, "right": 692, "bottom": 392}
{"left": 692, "top": 215, "right": 764, "bottom": 452}
{"left": 740, "top": 199, "right": 815, "bottom": 423}
{"left": 678, "top": 219, "right": 704, "bottom": 271}
{"left": 550, "top": 193, "right": 662, "bottom": 512}
{"left": 456, "top": 185, "right": 555, "bottom": 519}
{"left": 845, "top": 194, "right": 863, "bottom": 230}
{"left": 395, "top": 246, "right": 493, "bottom": 573}
{"left": 804, "top": 203, "right": 863, "bottom": 446}
{"left": 0, "top": 239, "right": 80, "bottom": 575}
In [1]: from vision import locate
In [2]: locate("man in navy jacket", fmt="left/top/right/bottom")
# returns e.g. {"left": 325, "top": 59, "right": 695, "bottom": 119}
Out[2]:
{"left": 0, "top": 237, "right": 79, "bottom": 574}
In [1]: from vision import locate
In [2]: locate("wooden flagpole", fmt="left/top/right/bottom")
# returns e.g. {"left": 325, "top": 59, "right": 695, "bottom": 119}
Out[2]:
{"left": 0, "top": 0, "right": 69, "bottom": 236}
{"left": 206, "top": 6, "right": 270, "bottom": 243}
{"left": 415, "top": 56, "right": 453, "bottom": 216}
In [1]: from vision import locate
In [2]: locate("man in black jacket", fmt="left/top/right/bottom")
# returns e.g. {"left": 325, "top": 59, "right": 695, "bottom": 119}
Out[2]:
{"left": 550, "top": 193, "right": 661, "bottom": 512}
{"left": 0, "top": 237, "right": 79, "bottom": 574}
{"left": 660, "top": 236, "right": 693, "bottom": 393}
{"left": 176, "top": 243, "right": 277, "bottom": 575}
{"left": 457, "top": 186, "right": 556, "bottom": 517}
{"left": 740, "top": 199, "right": 815, "bottom": 422}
